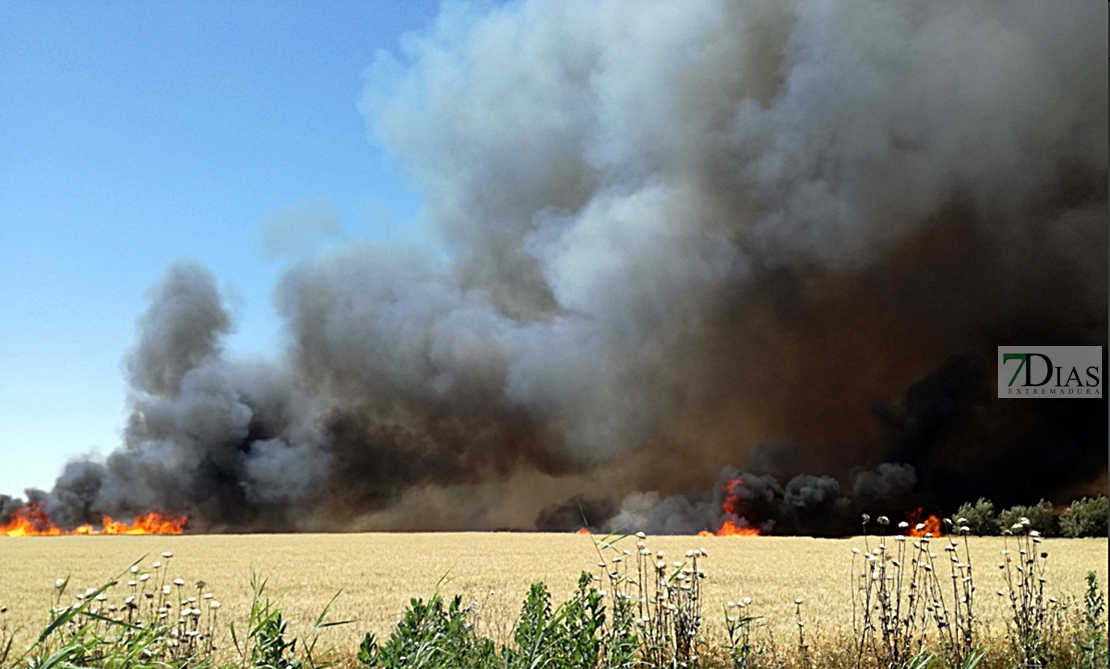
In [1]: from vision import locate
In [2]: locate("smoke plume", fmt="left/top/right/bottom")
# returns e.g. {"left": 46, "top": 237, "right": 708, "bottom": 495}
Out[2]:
{"left": 6, "top": 0, "right": 1106, "bottom": 534}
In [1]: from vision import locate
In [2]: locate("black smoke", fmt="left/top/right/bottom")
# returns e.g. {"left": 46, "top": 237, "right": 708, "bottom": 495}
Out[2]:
{"left": 603, "top": 467, "right": 855, "bottom": 537}
{"left": 3, "top": 0, "right": 1106, "bottom": 533}
{"left": 535, "top": 494, "right": 618, "bottom": 532}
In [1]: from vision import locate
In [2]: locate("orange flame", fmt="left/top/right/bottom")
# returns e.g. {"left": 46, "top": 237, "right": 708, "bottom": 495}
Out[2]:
{"left": 574, "top": 527, "right": 591, "bottom": 535}
{"left": 721, "top": 479, "right": 743, "bottom": 516}
{"left": 0, "top": 504, "right": 63, "bottom": 536}
{"left": 713, "top": 519, "right": 760, "bottom": 537}
{"left": 698, "top": 479, "right": 761, "bottom": 536}
{"left": 0, "top": 503, "right": 186, "bottom": 536}
{"left": 905, "top": 508, "right": 944, "bottom": 537}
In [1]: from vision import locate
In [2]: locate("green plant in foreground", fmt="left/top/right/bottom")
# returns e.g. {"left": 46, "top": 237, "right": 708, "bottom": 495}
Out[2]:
{"left": 505, "top": 581, "right": 555, "bottom": 669}
{"left": 1079, "top": 571, "right": 1109, "bottom": 669}
{"left": 557, "top": 572, "right": 605, "bottom": 669}
{"left": 358, "top": 590, "right": 497, "bottom": 669}
{"left": 6, "top": 559, "right": 214, "bottom": 669}
{"left": 723, "top": 600, "right": 758, "bottom": 669}
{"left": 232, "top": 572, "right": 347, "bottom": 669}
{"left": 503, "top": 574, "right": 605, "bottom": 669}
{"left": 605, "top": 591, "right": 638, "bottom": 669}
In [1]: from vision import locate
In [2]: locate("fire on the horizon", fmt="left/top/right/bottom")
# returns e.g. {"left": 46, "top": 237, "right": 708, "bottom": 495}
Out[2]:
{"left": 0, "top": 503, "right": 186, "bottom": 537}
{"left": 1, "top": 1, "right": 1104, "bottom": 537}
{"left": 905, "top": 508, "right": 944, "bottom": 538}
{"left": 697, "top": 521, "right": 760, "bottom": 538}
{"left": 696, "top": 479, "right": 762, "bottom": 537}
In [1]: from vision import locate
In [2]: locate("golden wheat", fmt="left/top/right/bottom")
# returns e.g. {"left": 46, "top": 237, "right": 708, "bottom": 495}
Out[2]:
{"left": 0, "top": 533, "right": 1104, "bottom": 653}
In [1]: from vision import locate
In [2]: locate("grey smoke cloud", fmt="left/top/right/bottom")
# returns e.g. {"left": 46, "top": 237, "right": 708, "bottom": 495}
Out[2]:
{"left": 606, "top": 467, "right": 860, "bottom": 537}
{"left": 6, "top": 0, "right": 1105, "bottom": 533}
{"left": 127, "top": 263, "right": 230, "bottom": 397}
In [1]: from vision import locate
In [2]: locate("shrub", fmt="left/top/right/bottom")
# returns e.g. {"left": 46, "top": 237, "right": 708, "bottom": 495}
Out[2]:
{"left": 954, "top": 498, "right": 999, "bottom": 536}
{"left": 1079, "top": 571, "right": 1108, "bottom": 669}
{"left": 1060, "top": 497, "right": 1109, "bottom": 538}
{"left": 606, "top": 593, "right": 638, "bottom": 669}
{"left": 999, "top": 499, "right": 1055, "bottom": 536}
{"left": 557, "top": 572, "right": 605, "bottom": 668}
{"left": 359, "top": 592, "right": 497, "bottom": 669}
{"left": 503, "top": 573, "right": 605, "bottom": 669}
{"left": 233, "top": 572, "right": 343, "bottom": 669}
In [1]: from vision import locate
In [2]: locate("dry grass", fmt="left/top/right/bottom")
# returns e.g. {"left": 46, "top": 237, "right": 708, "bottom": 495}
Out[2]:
{"left": 0, "top": 533, "right": 1105, "bottom": 655}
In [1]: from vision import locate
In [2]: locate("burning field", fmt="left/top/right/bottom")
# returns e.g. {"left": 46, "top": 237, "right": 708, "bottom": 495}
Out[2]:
{"left": 1, "top": 1, "right": 1107, "bottom": 540}
{"left": 1, "top": 1, "right": 1106, "bottom": 666}
{"left": 0, "top": 504, "right": 185, "bottom": 537}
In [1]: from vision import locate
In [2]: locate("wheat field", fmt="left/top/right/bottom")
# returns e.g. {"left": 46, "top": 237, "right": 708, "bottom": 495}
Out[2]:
{"left": 0, "top": 533, "right": 1105, "bottom": 653}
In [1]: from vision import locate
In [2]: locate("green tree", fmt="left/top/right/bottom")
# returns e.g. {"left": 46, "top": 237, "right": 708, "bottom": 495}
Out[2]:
{"left": 1060, "top": 496, "right": 1109, "bottom": 538}
{"left": 954, "top": 498, "right": 999, "bottom": 535}
{"left": 998, "top": 499, "right": 1054, "bottom": 536}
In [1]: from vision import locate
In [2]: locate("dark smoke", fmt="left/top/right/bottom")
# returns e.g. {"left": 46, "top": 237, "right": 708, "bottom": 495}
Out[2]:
{"left": 4, "top": 0, "right": 1106, "bottom": 534}
{"left": 851, "top": 463, "right": 918, "bottom": 508}
{"left": 535, "top": 494, "right": 618, "bottom": 532}
{"left": 606, "top": 467, "right": 864, "bottom": 537}
{"left": 0, "top": 495, "right": 22, "bottom": 523}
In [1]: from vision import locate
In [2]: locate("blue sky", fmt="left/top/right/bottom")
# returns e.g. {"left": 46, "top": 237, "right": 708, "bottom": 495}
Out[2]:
{"left": 0, "top": 1, "right": 450, "bottom": 496}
